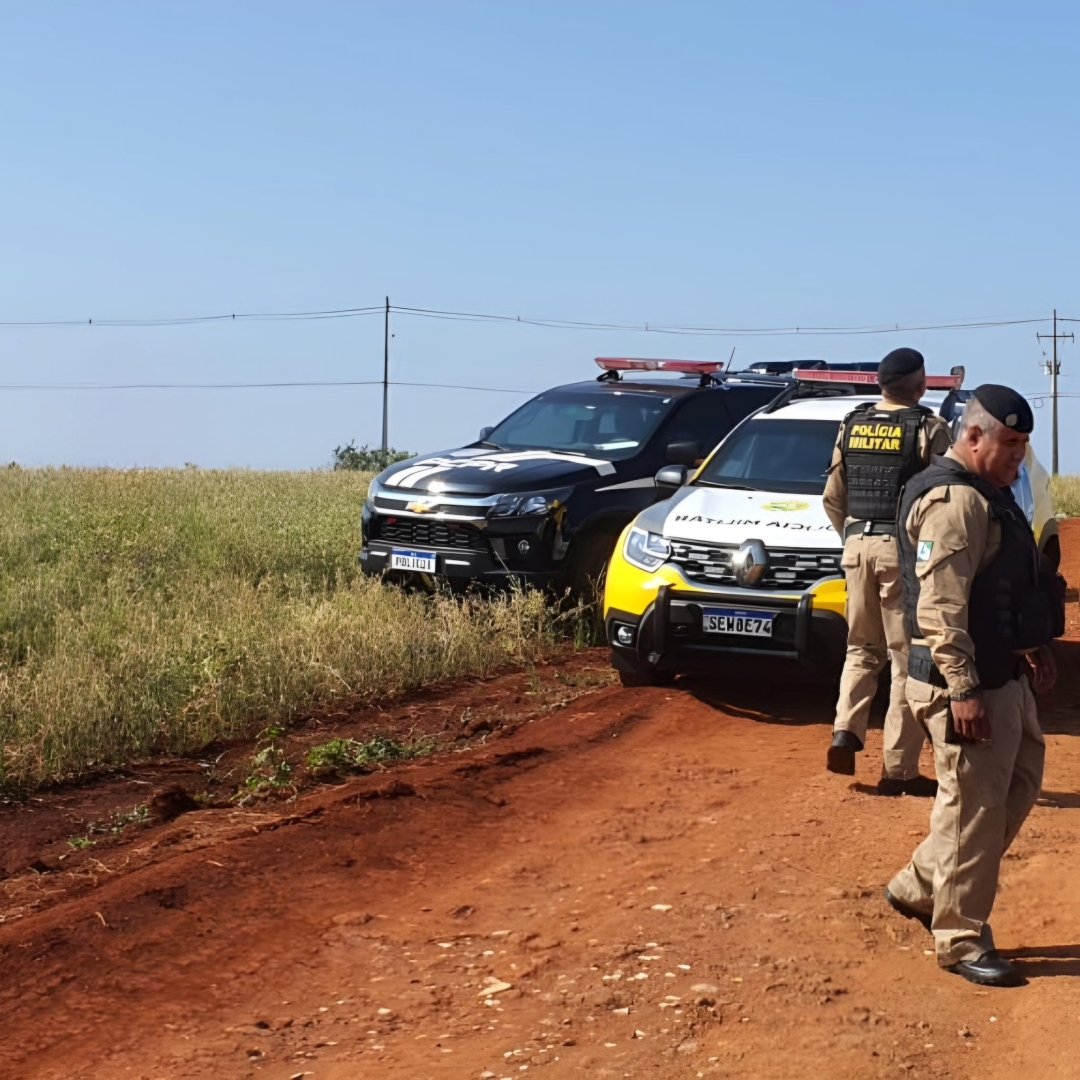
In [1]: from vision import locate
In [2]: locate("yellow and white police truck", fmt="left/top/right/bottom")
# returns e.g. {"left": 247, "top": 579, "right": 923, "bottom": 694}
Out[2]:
{"left": 603, "top": 369, "right": 1058, "bottom": 686}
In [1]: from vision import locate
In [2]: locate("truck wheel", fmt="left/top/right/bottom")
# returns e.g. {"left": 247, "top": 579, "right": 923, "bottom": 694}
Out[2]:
{"left": 1040, "top": 530, "right": 1061, "bottom": 574}
{"left": 563, "top": 529, "right": 619, "bottom": 602}
{"left": 617, "top": 663, "right": 676, "bottom": 688}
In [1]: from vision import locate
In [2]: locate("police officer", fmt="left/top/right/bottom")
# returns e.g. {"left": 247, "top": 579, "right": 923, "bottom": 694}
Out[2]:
{"left": 823, "top": 348, "right": 953, "bottom": 793}
{"left": 884, "top": 386, "right": 1060, "bottom": 987}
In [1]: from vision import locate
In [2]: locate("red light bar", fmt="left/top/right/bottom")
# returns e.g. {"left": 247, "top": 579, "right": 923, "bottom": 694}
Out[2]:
{"left": 595, "top": 357, "right": 724, "bottom": 374}
{"left": 792, "top": 368, "right": 964, "bottom": 390}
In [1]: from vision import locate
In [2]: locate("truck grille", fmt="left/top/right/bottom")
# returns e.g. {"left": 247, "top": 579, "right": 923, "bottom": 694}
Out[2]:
{"left": 373, "top": 518, "right": 489, "bottom": 552}
{"left": 668, "top": 541, "right": 840, "bottom": 590}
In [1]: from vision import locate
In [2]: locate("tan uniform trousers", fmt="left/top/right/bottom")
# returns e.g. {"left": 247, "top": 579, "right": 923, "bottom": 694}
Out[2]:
{"left": 888, "top": 675, "right": 1044, "bottom": 967}
{"left": 833, "top": 533, "right": 926, "bottom": 779}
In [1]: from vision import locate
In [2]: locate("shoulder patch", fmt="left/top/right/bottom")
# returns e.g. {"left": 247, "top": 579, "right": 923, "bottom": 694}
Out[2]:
{"left": 916, "top": 540, "right": 934, "bottom": 562}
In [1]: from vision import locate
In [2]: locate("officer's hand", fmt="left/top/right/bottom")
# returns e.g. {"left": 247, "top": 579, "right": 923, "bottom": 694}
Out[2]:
{"left": 1026, "top": 645, "right": 1058, "bottom": 694}
{"left": 951, "top": 694, "right": 991, "bottom": 741}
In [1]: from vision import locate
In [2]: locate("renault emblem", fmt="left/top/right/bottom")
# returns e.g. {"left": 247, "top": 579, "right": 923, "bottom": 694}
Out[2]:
{"left": 733, "top": 539, "right": 768, "bottom": 587}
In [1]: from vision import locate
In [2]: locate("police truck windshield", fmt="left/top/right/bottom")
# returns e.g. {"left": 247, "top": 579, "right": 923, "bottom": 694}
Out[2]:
{"left": 696, "top": 418, "right": 840, "bottom": 495}
{"left": 484, "top": 390, "right": 672, "bottom": 461}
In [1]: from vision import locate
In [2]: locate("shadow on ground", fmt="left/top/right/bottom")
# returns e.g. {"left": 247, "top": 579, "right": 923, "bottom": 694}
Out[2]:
{"left": 1037, "top": 789, "right": 1080, "bottom": 808}
{"left": 1002, "top": 944, "right": 1080, "bottom": 978}
{"left": 680, "top": 670, "right": 836, "bottom": 728}
{"left": 1038, "top": 640, "right": 1080, "bottom": 735}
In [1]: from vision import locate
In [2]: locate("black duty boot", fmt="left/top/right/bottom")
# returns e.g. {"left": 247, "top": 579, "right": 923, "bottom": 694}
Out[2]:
{"left": 883, "top": 887, "right": 933, "bottom": 932}
{"left": 902, "top": 775, "right": 939, "bottom": 798}
{"left": 947, "top": 950, "right": 1025, "bottom": 987}
{"left": 826, "top": 730, "right": 863, "bottom": 775}
{"left": 877, "top": 777, "right": 905, "bottom": 796}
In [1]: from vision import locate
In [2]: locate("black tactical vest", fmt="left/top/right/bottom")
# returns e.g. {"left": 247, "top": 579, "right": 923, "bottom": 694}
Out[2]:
{"left": 898, "top": 456, "right": 1062, "bottom": 691}
{"left": 840, "top": 402, "right": 930, "bottom": 524}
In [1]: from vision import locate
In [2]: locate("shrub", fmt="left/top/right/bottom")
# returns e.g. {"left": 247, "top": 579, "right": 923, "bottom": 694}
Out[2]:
{"left": 332, "top": 442, "right": 412, "bottom": 472}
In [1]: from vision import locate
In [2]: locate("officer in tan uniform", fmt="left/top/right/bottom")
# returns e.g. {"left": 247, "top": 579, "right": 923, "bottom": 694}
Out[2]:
{"left": 823, "top": 348, "right": 953, "bottom": 794}
{"left": 884, "top": 385, "right": 1062, "bottom": 987}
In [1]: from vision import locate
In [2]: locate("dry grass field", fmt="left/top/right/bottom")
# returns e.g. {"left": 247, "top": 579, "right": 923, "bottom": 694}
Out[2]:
{"left": 1050, "top": 472, "right": 1080, "bottom": 518}
{"left": 0, "top": 467, "right": 571, "bottom": 788}
{"left": 1, "top": 466, "right": 1075, "bottom": 790}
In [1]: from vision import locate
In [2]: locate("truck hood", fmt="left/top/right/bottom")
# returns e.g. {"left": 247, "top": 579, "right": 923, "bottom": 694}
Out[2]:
{"left": 376, "top": 447, "right": 618, "bottom": 495}
{"left": 657, "top": 486, "right": 841, "bottom": 550}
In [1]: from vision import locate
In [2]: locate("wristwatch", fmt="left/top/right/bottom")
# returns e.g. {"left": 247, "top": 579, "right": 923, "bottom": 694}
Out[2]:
{"left": 950, "top": 687, "right": 982, "bottom": 702}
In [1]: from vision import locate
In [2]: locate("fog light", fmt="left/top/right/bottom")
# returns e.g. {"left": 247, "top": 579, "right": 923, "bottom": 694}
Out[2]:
{"left": 517, "top": 539, "right": 531, "bottom": 554}
{"left": 614, "top": 623, "right": 635, "bottom": 646}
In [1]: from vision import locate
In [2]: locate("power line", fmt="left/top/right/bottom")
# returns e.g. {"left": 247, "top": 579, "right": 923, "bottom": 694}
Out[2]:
{"left": 393, "top": 304, "right": 1049, "bottom": 337}
{"left": 0, "top": 379, "right": 537, "bottom": 393}
{"left": 397, "top": 380, "right": 536, "bottom": 394}
{"left": 0, "top": 302, "right": 1053, "bottom": 337}
{"left": 0, "top": 306, "right": 385, "bottom": 328}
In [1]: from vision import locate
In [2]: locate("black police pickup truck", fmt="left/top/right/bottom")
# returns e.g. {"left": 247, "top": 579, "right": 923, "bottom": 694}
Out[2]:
{"left": 360, "top": 358, "right": 785, "bottom": 593}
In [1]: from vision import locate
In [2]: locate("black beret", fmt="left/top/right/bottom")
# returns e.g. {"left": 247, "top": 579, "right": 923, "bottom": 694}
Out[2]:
{"left": 972, "top": 384, "right": 1034, "bottom": 434}
{"left": 877, "top": 347, "right": 925, "bottom": 385}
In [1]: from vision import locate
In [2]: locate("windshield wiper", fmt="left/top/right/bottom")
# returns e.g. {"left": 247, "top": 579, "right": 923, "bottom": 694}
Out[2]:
{"left": 479, "top": 440, "right": 504, "bottom": 449}
{"left": 696, "top": 481, "right": 758, "bottom": 490}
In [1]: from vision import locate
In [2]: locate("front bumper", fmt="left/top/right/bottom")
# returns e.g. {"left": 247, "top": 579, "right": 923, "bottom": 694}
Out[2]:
{"left": 606, "top": 584, "right": 846, "bottom": 675}
{"left": 360, "top": 539, "right": 561, "bottom": 586}
{"left": 603, "top": 528, "right": 847, "bottom": 675}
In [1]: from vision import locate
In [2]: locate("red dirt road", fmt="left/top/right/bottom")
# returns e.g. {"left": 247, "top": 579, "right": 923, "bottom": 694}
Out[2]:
{"left": 3, "top": 524, "right": 1080, "bottom": 1080}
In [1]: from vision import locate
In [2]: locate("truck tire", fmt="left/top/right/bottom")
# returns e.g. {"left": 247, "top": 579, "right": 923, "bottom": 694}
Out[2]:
{"left": 617, "top": 663, "right": 676, "bottom": 688}
{"left": 563, "top": 529, "right": 620, "bottom": 602}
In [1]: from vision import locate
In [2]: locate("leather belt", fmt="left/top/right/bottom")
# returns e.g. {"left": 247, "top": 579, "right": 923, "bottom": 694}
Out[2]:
{"left": 844, "top": 520, "right": 897, "bottom": 539}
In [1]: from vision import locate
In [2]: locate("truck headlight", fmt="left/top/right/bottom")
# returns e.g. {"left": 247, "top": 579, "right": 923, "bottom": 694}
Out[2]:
{"left": 363, "top": 476, "right": 382, "bottom": 512}
{"left": 490, "top": 488, "right": 571, "bottom": 518}
{"left": 624, "top": 526, "right": 670, "bottom": 571}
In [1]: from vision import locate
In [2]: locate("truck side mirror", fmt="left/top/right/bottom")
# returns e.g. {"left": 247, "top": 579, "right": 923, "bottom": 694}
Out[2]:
{"left": 655, "top": 464, "right": 688, "bottom": 499}
{"left": 479, "top": 426, "right": 495, "bottom": 442}
{"left": 665, "top": 440, "right": 702, "bottom": 466}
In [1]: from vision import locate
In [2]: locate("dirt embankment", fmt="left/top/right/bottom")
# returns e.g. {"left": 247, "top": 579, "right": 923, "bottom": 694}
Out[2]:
{"left": 2, "top": 523, "right": 1080, "bottom": 1080}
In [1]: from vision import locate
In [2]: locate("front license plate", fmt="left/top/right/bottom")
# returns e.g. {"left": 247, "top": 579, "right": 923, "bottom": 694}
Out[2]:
{"left": 702, "top": 607, "right": 775, "bottom": 638}
{"left": 390, "top": 548, "right": 437, "bottom": 572}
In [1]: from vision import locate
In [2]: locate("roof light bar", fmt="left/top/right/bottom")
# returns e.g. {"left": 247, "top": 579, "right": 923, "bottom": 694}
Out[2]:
{"left": 792, "top": 367, "right": 965, "bottom": 390}
{"left": 595, "top": 357, "right": 724, "bottom": 374}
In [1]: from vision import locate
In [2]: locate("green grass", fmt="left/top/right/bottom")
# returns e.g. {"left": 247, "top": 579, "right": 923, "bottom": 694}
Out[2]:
{"left": 306, "top": 733, "right": 437, "bottom": 771}
{"left": 0, "top": 466, "right": 571, "bottom": 789}
{"left": 1051, "top": 474, "right": 1080, "bottom": 519}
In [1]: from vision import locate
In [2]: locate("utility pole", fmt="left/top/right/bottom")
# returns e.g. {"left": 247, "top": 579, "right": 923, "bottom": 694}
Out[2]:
{"left": 1037, "top": 308, "right": 1073, "bottom": 475}
{"left": 381, "top": 296, "right": 390, "bottom": 466}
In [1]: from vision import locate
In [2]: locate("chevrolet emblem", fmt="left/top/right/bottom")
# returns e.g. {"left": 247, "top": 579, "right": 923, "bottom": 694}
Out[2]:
{"left": 406, "top": 500, "right": 437, "bottom": 513}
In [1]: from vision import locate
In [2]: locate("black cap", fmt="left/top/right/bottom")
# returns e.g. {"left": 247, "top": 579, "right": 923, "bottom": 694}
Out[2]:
{"left": 972, "top": 384, "right": 1034, "bottom": 434}
{"left": 877, "top": 347, "right": 925, "bottom": 386}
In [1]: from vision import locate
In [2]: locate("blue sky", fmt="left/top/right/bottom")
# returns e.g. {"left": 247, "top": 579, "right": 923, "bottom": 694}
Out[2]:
{"left": 2, "top": 2, "right": 1079, "bottom": 469}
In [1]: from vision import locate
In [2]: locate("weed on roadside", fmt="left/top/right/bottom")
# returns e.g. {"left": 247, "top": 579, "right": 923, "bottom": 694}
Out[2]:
{"left": 66, "top": 803, "right": 150, "bottom": 848}
{"left": 235, "top": 725, "right": 294, "bottom": 802}
{"left": 554, "top": 668, "right": 617, "bottom": 688}
{"left": 525, "top": 667, "right": 541, "bottom": 695}
{"left": 104, "top": 805, "right": 150, "bottom": 832}
{"left": 306, "top": 732, "right": 437, "bottom": 773}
